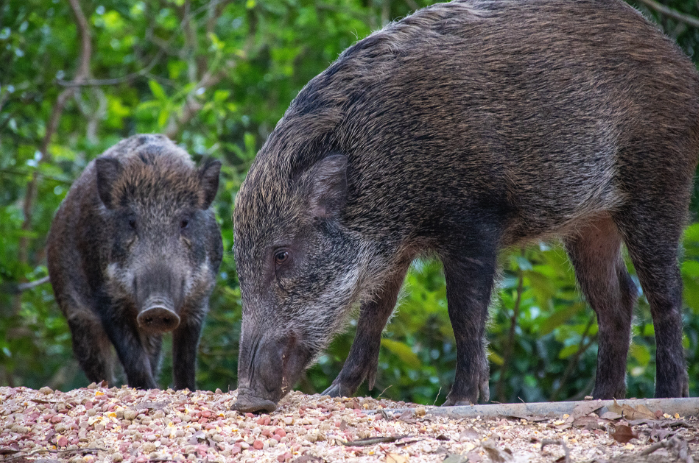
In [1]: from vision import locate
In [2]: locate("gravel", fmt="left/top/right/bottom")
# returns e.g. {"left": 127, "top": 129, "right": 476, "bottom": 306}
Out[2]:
{"left": 0, "top": 385, "right": 697, "bottom": 462}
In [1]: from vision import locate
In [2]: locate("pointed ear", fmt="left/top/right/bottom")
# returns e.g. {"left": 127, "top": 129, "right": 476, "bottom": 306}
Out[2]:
{"left": 95, "top": 157, "right": 123, "bottom": 209}
{"left": 307, "top": 154, "right": 348, "bottom": 219}
{"left": 199, "top": 158, "right": 221, "bottom": 209}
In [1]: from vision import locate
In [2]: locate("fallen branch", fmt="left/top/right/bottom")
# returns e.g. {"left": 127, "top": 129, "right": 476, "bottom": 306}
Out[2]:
{"left": 0, "top": 447, "right": 105, "bottom": 462}
{"left": 341, "top": 435, "right": 412, "bottom": 447}
{"left": 636, "top": 0, "right": 699, "bottom": 29}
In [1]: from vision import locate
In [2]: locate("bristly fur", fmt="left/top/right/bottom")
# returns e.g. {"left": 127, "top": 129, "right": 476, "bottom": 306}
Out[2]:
{"left": 47, "top": 134, "right": 223, "bottom": 390}
{"left": 234, "top": 0, "right": 699, "bottom": 408}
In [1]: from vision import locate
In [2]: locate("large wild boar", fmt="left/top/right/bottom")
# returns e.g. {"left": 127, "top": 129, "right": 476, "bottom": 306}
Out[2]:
{"left": 232, "top": 0, "right": 699, "bottom": 412}
{"left": 47, "top": 134, "right": 223, "bottom": 390}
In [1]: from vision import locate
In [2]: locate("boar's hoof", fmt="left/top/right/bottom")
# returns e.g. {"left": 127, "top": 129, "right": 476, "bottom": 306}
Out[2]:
{"left": 321, "top": 382, "right": 348, "bottom": 398}
{"left": 137, "top": 306, "right": 180, "bottom": 333}
{"left": 232, "top": 394, "right": 277, "bottom": 413}
{"left": 441, "top": 396, "right": 475, "bottom": 407}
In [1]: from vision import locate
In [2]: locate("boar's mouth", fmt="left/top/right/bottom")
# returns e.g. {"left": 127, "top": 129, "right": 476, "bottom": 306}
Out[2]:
{"left": 232, "top": 388, "right": 278, "bottom": 413}
{"left": 232, "top": 332, "right": 312, "bottom": 413}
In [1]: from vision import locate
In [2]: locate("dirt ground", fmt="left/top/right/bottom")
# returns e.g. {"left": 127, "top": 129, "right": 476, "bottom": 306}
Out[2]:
{"left": 0, "top": 385, "right": 697, "bottom": 462}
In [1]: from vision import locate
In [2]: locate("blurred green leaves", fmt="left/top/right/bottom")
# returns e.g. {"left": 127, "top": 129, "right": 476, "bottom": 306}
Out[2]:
{"left": 2, "top": 0, "right": 699, "bottom": 405}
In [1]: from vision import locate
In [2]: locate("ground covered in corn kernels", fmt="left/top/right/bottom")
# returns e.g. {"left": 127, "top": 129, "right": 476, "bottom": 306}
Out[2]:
{"left": 1, "top": 385, "right": 697, "bottom": 462}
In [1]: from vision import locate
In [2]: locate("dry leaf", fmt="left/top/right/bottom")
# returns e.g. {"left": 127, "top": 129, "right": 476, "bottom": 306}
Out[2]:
{"left": 572, "top": 415, "right": 603, "bottom": 429}
{"left": 607, "top": 400, "right": 656, "bottom": 420}
{"left": 599, "top": 411, "right": 622, "bottom": 420}
{"left": 386, "top": 453, "right": 409, "bottom": 463}
{"left": 568, "top": 401, "right": 603, "bottom": 421}
{"left": 611, "top": 424, "right": 638, "bottom": 444}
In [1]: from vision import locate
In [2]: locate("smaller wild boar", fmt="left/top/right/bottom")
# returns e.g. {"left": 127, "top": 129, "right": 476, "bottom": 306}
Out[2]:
{"left": 47, "top": 134, "right": 223, "bottom": 390}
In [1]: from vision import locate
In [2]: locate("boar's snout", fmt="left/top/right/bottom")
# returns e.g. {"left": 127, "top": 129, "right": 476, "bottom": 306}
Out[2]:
{"left": 137, "top": 299, "right": 180, "bottom": 333}
{"left": 232, "top": 331, "right": 312, "bottom": 413}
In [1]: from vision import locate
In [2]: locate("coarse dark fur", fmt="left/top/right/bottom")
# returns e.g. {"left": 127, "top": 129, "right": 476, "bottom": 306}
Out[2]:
{"left": 47, "top": 134, "right": 223, "bottom": 390}
{"left": 233, "top": 0, "right": 699, "bottom": 411}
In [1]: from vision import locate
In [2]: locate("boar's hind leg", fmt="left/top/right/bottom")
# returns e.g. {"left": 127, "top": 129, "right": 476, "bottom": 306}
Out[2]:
{"left": 565, "top": 215, "right": 637, "bottom": 400}
{"left": 172, "top": 318, "right": 204, "bottom": 391}
{"left": 323, "top": 259, "right": 412, "bottom": 398}
{"left": 614, "top": 206, "right": 689, "bottom": 398}
{"left": 67, "top": 315, "right": 115, "bottom": 385}
{"left": 441, "top": 237, "right": 498, "bottom": 406}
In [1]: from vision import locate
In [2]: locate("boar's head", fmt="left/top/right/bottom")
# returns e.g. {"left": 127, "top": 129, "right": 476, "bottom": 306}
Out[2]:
{"left": 233, "top": 153, "right": 365, "bottom": 412}
{"left": 96, "top": 139, "right": 221, "bottom": 334}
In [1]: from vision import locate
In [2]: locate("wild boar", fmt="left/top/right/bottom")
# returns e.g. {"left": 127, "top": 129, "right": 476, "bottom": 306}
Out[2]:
{"left": 47, "top": 134, "right": 223, "bottom": 390}
{"left": 232, "top": 0, "right": 699, "bottom": 412}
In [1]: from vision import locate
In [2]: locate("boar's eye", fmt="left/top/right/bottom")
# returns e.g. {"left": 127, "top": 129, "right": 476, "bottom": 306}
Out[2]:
{"left": 128, "top": 219, "right": 136, "bottom": 230}
{"left": 180, "top": 219, "right": 189, "bottom": 230}
{"left": 274, "top": 250, "right": 289, "bottom": 265}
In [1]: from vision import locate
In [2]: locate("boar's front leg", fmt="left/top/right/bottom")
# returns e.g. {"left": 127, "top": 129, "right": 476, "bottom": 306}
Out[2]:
{"left": 440, "top": 237, "right": 498, "bottom": 406}
{"left": 323, "top": 259, "right": 412, "bottom": 397}
{"left": 66, "top": 313, "right": 115, "bottom": 386}
{"left": 172, "top": 316, "right": 204, "bottom": 391}
{"left": 101, "top": 314, "right": 159, "bottom": 389}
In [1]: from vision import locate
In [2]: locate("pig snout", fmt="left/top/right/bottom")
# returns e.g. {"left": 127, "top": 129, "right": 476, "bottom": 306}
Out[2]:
{"left": 137, "top": 299, "right": 180, "bottom": 333}
{"left": 233, "top": 333, "right": 311, "bottom": 413}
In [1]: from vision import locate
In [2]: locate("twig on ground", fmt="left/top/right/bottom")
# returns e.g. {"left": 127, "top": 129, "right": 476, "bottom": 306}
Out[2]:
{"left": 341, "top": 435, "right": 412, "bottom": 447}
{"left": 0, "top": 447, "right": 105, "bottom": 462}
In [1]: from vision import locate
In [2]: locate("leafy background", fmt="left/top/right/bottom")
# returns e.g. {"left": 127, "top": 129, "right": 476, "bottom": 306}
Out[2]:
{"left": 2, "top": 0, "right": 699, "bottom": 405}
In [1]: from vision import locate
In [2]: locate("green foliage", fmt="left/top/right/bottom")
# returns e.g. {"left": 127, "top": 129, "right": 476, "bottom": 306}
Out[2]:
{"left": 2, "top": 0, "right": 699, "bottom": 404}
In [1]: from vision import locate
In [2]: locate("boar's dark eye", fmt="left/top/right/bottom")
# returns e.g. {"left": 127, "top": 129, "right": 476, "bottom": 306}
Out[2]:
{"left": 180, "top": 219, "right": 189, "bottom": 230}
{"left": 128, "top": 219, "right": 136, "bottom": 230}
{"left": 274, "top": 250, "right": 289, "bottom": 265}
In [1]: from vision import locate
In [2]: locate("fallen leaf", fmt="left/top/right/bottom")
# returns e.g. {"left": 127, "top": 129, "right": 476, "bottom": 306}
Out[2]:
{"left": 572, "top": 416, "right": 603, "bottom": 429}
{"left": 386, "top": 453, "right": 409, "bottom": 463}
{"left": 599, "top": 411, "right": 622, "bottom": 420}
{"left": 607, "top": 400, "right": 656, "bottom": 420}
{"left": 569, "top": 401, "right": 603, "bottom": 421}
{"left": 611, "top": 425, "right": 638, "bottom": 444}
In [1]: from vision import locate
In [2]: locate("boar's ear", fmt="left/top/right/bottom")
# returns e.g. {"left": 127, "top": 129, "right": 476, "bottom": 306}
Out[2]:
{"left": 307, "top": 154, "right": 348, "bottom": 219}
{"left": 95, "top": 157, "right": 123, "bottom": 209}
{"left": 199, "top": 158, "right": 221, "bottom": 209}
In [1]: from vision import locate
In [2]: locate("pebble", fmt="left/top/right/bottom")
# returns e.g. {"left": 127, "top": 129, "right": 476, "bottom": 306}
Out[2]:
{"left": 39, "top": 386, "right": 53, "bottom": 395}
{"left": 253, "top": 439, "right": 264, "bottom": 450}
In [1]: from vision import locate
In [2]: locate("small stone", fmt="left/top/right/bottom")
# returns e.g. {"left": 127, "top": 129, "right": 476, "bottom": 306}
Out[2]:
{"left": 275, "top": 428, "right": 286, "bottom": 438}
{"left": 112, "top": 453, "right": 123, "bottom": 462}
{"left": 87, "top": 383, "right": 98, "bottom": 389}
{"left": 253, "top": 440, "right": 264, "bottom": 450}
{"left": 416, "top": 407, "right": 426, "bottom": 417}
{"left": 123, "top": 409, "right": 138, "bottom": 421}
{"left": 39, "top": 386, "right": 53, "bottom": 395}
{"left": 57, "top": 436, "right": 68, "bottom": 447}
